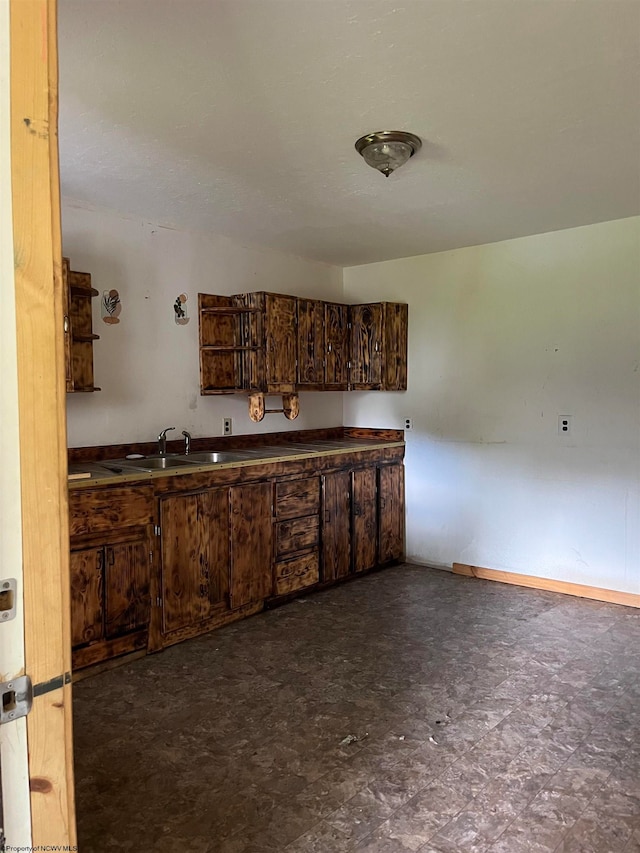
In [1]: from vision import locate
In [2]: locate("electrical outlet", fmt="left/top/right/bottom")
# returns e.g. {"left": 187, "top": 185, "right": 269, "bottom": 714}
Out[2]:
{"left": 558, "top": 415, "right": 572, "bottom": 436}
{"left": 223, "top": 417, "right": 232, "bottom": 436}
{"left": 404, "top": 418, "right": 413, "bottom": 431}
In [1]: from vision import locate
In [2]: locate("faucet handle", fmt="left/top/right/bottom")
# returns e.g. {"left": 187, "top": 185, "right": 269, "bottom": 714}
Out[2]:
{"left": 158, "top": 426, "right": 176, "bottom": 440}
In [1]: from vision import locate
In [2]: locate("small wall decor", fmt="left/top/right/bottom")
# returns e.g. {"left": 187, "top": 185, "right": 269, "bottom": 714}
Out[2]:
{"left": 174, "top": 293, "right": 190, "bottom": 325}
{"left": 102, "top": 289, "right": 121, "bottom": 324}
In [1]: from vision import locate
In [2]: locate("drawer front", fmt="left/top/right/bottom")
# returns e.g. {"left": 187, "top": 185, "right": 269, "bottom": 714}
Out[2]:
{"left": 275, "top": 477, "right": 320, "bottom": 520}
{"left": 69, "top": 486, "right": 154, "bottom": 537}
{"left": 275, "top": 553, "right": 320, "bottom": 596}
{"left": 275, "top": 516, "right": 319, "bottom": 559}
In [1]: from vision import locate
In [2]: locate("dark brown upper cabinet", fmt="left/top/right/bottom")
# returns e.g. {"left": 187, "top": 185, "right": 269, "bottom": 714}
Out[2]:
{"left": 198, "top": 291, "right": 407, "bottom": 395}
{"left": 198, "top": 293, "right": 257, "bottom": 395}
{"left": 199, "top": 291, "right": 296, "bottom": 394}
{"left": 350, "top": 302, "right": 408, "bottom": 391}
{"left": 64, "top": 257, "right": 100, "bottom": 392}
{"left": 297, "top": 298, "right": 325, "bottom": 387}
{"left": 324, "top": 303, "right": 350, "bottom": 390}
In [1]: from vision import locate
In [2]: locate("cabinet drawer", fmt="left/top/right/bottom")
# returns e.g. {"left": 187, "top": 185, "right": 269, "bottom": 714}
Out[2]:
{"left": 275, "top": 516, "right": 319, "bottom": 558}
{"left": 275, "top": 477, "right": 320, "bottom": 519}
{"left": 275, "top": 553, "right": 319, "bottom": 596}
{"left": 69, "top": 486, "right": 153, "bottom": 537}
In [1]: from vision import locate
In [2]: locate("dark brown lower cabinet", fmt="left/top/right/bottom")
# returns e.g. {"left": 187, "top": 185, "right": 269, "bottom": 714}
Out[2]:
{"left": 322, "top": 471, "right": 351, "bottom": 582}
{"left": 378, "top": 463, "right": 405, "bottom": 564}
{"left": 230, "top": 482, "right": 273, "bottom": 608}
{"left": 352, "top": 468, "right": 378, "bottom": 573}
{"left": 70, "top": 443, "right": 405, "bottom": 670}
{"left": 160, "top": 489, "right": 230, "bottom": 634}
{"left": 104, "top": 539, "right": 151, "bottom": 638}
{"left": 70, "top": 534, "right": 151, "bottom": 655}
{"left": 70, "top": 547, "right": 104, "bottom": 647}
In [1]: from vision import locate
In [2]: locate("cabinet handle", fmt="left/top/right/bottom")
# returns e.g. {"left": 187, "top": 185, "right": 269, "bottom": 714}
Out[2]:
{"left": 63, "top": 315, "right": 70, "bottom": 334}
{"left": 374, "top": 341, "right": 380, "bottom": 353}
{"left": 327, "top": 343, "right": 332, "bottom": 353}
{"left": 380, "top": 497, "right": 386, "bottom": 509}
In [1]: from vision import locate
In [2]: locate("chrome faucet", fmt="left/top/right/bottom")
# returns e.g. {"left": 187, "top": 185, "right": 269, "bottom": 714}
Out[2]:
{"left": 182, "top": 430, "right": 192, "bottom": 455}
{"left": 157, "top": 426, "right": 175, "bottom": 456}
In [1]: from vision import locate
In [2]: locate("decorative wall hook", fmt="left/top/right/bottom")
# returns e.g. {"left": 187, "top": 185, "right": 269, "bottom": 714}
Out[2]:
{"left": 248, "top": 393, "right": 299, "bottom": 423}
{"left": 174, "top": 293, "right": 190, "bottom": 325}
{"left": 102, "top": 289, "right": 121, "bottom": 324}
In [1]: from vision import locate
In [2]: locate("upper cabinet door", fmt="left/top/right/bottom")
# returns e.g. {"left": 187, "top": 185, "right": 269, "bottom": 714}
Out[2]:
{"left": 324, "top": 302, "right": 349, "bottom": 390}
{"left": 383, "top": 303, "right": 408, "bottom": 391}
{"left": 350, "top": 303, "right": 383, "bottom": 389}
{"left": 265, "top": 294, "right": 297, "bottom": 392}
{"left": 297, "top": 299, "right": 325, "bottom": 386}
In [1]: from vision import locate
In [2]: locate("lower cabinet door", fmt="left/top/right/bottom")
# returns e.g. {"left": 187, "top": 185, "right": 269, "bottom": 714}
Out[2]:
{"left": 161, "top": 493, "right": 210, "bottom": 633}
{"left": 378, "top": 463, "right": 405, "bottom": 563}
{"left": 322, "top": 471, "right": 351, "bottom": 582}
{"left": 230, "top": 482, "right": 273, "bottom": 608}
{"left": 104, "top": 538, "right": 151, "bottom": 639}
{"left": 70, "top": 547, "right": 104, "bottom": 647}
{"left": 352, "top": 468, "right": 378, "bottom": 573}
{"left": 161, "top": 490, "right": 231, "bottom": 633}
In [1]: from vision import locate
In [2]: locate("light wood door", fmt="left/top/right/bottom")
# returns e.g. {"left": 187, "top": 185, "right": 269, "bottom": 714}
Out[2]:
{"left": 322, "top": 471, "right": 351, "bottom": 582}
{"left": 230, "top": 482, "right": 273, "bottom": 608}
{"left": 8, "top": 0, "right": 77, "bottom": 845}
{"left": 104, "top": 538, "right": 151, "bottom": 638}
{"left": 69, "top": 547, "right": 104, "bottom": 647}
{"left": 352, "top": 468, "right": 378, "bottom": 573}
{"left": 378, "top": 464, "right": 405, "bottom": 563}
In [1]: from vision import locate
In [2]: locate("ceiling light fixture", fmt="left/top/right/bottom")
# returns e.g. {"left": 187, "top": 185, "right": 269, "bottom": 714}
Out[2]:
{"left": 355, "top": 130, "right": 422, "bottom": 178}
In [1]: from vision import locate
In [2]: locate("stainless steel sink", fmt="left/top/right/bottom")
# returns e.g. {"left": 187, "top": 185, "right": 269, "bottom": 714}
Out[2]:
{"left": 179, "top": 451, "right": 249, "bottom": 464}
{"left": 109, "top": 455, "right": 198, "bottom": 472}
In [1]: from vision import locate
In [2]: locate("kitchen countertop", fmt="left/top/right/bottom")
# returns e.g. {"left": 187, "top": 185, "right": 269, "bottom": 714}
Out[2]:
{"left": 68, "top": 438, "right": 405, "bottom": 489}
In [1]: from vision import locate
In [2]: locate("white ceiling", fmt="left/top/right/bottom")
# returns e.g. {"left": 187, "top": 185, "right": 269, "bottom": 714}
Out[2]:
{"left": 58, "top": 0, "right": 640, "bottom": 267}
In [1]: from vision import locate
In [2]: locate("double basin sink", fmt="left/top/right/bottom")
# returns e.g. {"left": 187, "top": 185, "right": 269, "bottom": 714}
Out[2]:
{"left": 69, "top": 445, "right": 327, "bottom": 479}
{"left": 99, "top": 450, "right": 250, "bottom": 473}
{"left": 68, "top": 441, "right": 365, "bottom": 481}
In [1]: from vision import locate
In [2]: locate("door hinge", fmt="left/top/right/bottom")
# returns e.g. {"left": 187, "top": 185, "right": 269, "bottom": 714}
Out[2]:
{"left": 154, "top": 525, "right": 161, "bottom": 536}
{"left": 0, "top": 675, "right": 33, "bottom": 725}
{"left": 0, "top": 578, "right": 17, "bottom": 622}
{"left": 155, "top": 596, "right": 162, "bottom": 607}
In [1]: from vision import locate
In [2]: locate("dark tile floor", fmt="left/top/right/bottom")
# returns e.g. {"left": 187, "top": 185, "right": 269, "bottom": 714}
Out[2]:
{"left": 74, "top": 565, "right": 640, "bottom": 853}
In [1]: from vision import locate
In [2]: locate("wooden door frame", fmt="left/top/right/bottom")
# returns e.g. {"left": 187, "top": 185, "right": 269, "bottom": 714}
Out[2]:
{"left": 10, "top": 0, "right": 76, "bottom": 845}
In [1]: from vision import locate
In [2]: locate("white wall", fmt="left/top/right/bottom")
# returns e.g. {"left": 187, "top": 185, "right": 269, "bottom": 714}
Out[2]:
{"left": 344, "top": 217, "right": 640, "bottom": 595}
{"left": 63, "top": 200, "right": 344, "bottom": 447}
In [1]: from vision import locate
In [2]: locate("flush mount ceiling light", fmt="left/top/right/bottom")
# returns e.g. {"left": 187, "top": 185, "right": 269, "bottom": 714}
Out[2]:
{"left": 355, "top": 130, "right": 422, "bottom": 178}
